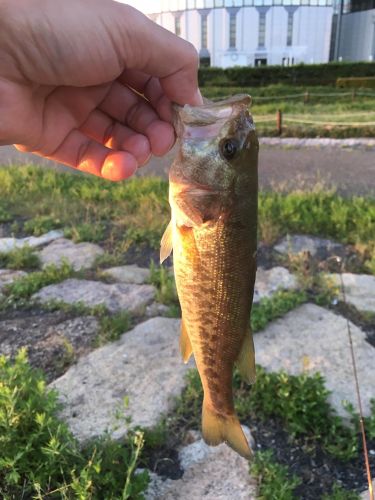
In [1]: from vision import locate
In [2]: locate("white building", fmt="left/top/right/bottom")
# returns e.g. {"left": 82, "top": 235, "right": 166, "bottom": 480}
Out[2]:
{"left": 149, "top": 0, "right": 335, "bottom": 67}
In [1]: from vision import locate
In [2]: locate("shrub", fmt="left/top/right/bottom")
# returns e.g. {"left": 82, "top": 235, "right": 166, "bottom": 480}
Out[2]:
{"left": 0, "top": 350, "right": 149, "bottom": 499}
{"left": 199, "top": 62, "right": 375, "bottom": 87}
{"left": 337, "top": 76, "right": 375, "bottom": 89}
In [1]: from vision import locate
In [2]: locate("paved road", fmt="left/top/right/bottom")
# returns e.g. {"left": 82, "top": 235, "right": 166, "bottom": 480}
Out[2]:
{"left": 1, "top": 144, "right": 374, "bottom": 196}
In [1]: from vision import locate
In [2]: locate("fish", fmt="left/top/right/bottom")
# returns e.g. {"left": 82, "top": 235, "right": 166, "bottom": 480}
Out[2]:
{"left": 160, "top": 94, "right": 258, "bottom": 459}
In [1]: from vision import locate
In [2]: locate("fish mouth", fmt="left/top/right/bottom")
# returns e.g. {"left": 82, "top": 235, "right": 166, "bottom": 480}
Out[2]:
{"left": 174, "top": 94, "right": 252, "bottom": 139}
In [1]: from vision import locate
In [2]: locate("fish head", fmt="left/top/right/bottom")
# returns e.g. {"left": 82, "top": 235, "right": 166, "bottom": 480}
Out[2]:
{"left": 171, "top": 94, "right": 258, "bottom": 199}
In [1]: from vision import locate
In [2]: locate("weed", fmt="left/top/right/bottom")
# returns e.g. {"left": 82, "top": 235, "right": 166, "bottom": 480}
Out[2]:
{"left": 0, "top": 205, "right": 12, "bottom": 223}
{"left": 94, "top": 251, "right": 123, "bottom": 269}
{"left": 96, "top": 311, "right": 131, "bottom": 346}
{"left": 0, "top": 245, "right": 40, "bottom": 271}
{"left": 23, "top": 215, "right": 62, "bottom": 236}
{"left": 1, "top": 261, "right": 74, "bottom": 306}
{"left": 251, "top": 290, "right": 307, "bottom": 332}
{"left": 0, "top": 350, "right": 148, "bottom": 499}
{"left": 286, "top": 251, "right": 339, "bottom": 305}
{"left": 250, "top": 450, "right": 301, "bottom": 500}
{"left": 322, "top": 483, "right": 360, "bottom": 499}
{"left": 149, "top": 261, "right": 178, "bottom": 306}
{"left": 64, "top": 222, "right": 106, "bottom": 243}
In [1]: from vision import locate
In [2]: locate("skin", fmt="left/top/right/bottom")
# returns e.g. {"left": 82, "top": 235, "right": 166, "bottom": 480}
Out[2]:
{"left": 0, "top": 0, "right": 202, "bottom": 181}
{"left": 168, "top": 96, "right": 259, "bottom": 455}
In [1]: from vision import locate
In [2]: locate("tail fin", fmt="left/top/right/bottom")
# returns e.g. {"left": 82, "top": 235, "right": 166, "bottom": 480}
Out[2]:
{"left": 202, "top": 400, "right": 252, "bottom": 459}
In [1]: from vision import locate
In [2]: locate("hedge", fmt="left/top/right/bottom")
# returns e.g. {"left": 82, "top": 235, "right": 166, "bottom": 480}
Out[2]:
{"left": 198, "top": 62, "right": 375, "bottom": 87}
{"left": 336, "top": 76, "right": 375, "bottom": 89}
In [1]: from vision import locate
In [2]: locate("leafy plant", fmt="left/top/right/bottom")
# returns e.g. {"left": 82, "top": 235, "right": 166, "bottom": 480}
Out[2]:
{"left": 23, "top": 215, "right": 62, "bottom": 236}
{"left": 64, "top": 222, "right": 106, "bottom": 243}
{"left": 0, "top": 245, "right": 40, "bottom": 270}
{"left": 251, "top": 290, "right": 307, "bottom": 332}
{"left": 0, "top": 205, "right": 12, "bottom": 223}
{"left": 322, "top": 483, "right": 360, "bottom": 500}
{"left": 149, "top": 261, "right": 178, "bottom": 306}
{"left": 0, "top": 350, "right": 148, "bottom": 499}
{"left": 250, "top": 450, "right": 301, "bottom": 500}
{"left": 96, "top": 312, "right": 131, "bottom": 346}
{"left": 2, "top": 261, "right": 74, "bottom": 305}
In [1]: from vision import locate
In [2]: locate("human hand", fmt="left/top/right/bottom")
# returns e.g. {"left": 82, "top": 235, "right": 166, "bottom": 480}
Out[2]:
{"left": 0, "top": 0, "right": 202, "bottom": 181}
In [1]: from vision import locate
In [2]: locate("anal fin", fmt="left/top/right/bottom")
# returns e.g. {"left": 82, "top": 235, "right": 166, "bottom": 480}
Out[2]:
{"left": 236, "top": 326, "right": 256, "bottom": 385}
{"left": 180, "top": 318, "right": 193, "bottom": 363}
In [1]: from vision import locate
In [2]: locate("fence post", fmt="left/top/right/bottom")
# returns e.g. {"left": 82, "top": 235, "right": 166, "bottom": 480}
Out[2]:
{"left": 304, "top": 91, "right": 309, "bottom": 104}
{"left": 276, "top": 109, "right": 283, "bottom": 136}
{"left": 352, "top": 89, "right": 356, "bottom": 102}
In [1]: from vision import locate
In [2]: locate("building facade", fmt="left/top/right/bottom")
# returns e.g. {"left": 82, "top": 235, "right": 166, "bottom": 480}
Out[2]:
{"left": 149, "top": 0, "right": 335, "bottom": 67}
{"left": 338, "top": 0, "right": 375, "bottom": 61}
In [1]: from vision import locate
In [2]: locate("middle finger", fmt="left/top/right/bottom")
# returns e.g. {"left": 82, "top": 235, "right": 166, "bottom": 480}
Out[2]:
{"left": 99, "top": 81, "right": 175, "bottom": 156}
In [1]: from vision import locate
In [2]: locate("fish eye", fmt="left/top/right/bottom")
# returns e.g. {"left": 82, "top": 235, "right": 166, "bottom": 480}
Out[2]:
{"left": 220, "top": 138, "right": 238, "bottom": 161}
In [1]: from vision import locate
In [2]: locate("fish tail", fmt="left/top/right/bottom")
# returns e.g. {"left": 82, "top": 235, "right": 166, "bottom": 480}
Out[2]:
{"left": 202, "top": 399, "right": 252, "bottom": 459}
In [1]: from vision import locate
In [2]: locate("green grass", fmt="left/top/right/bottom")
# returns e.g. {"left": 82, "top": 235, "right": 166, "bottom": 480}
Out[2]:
{"left": 250, "top": 450, "right": 301, "bottom": 500}
{"left": 0, "top": 167, "right": 373, "bottom": 258}
{"left": 0, "top": 246, "right": 40, "bottom": 271}
{"left": 0, "top": 349, "right": 148, "bottom": 499}
{"left": 258, "top": 190, "right": 375, "bottom": 246}
{"left": 202, "top": 84, "right": 375, "bottom": 138}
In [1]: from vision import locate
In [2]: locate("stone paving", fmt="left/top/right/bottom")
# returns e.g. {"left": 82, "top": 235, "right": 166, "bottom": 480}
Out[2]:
{"left": 0, "top": 231, "right": 374, "bottom": 498}
{"left": 38, "top": 237, "right": 104, "bottom": 271}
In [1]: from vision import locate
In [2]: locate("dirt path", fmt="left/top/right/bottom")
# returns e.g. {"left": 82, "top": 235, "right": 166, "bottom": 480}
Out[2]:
{"left": 1, "top": 144, "right": 374, "bottom": 196}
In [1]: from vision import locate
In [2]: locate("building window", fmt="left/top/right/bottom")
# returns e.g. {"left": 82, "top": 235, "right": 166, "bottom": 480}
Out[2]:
{"left": 229, "top": 12, "right": 237, "bottom": 48}
{"left": 201, "top": 14, "right": 208, "bottom": 49}
{"left": 175, "top": 15, "right": 181, "bottom": 36}
{"left": 255, "top": 57, "right": 267, "bottom": 66}
{"left": 258, "top": 12, "right": 266, "bottom": 48}
{"left": 287, "top": 11, "right": 293, "bottom": 46}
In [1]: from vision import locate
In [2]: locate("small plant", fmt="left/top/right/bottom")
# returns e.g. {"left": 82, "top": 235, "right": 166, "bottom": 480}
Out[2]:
{"left": 250, "top": 450, "right": 301, "bottom": 500}
{"left": 64, "top": 222, "right": 106, "bottom": 243}
{"left": 251, "top": 289, "right": 307, "bottom": 332}
{"left": 322, "top": 483, "right": 360, "bottom": 500}
{"left": 286, "top": 251, "right": 339, "bottom": 305}
{"left": 149, "top": 261, "right": 178, "bottom": 306}
{"left": 24, "top": 215, "right": 62, "bottom": 236}
{"left": 0, "top": 350, "right": 149, "bottom": 499}
{"left": 0, "top": 245, "right": 40, "bottom": 270}
{"left": 0, "top": 205, "right": 12, "bottom": 223}
{"left": 2, "top": 261, "right": 74, "bottom": 304}
{"left": 96, "top": 311, "right": 131, "bottom": 346}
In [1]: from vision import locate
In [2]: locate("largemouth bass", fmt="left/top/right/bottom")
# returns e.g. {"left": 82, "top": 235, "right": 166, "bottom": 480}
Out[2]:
{"left": 160, "top": 95, "right": 258, "bottom": 459}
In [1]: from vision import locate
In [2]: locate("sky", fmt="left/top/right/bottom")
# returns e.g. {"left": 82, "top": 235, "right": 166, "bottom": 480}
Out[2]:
{"left": 116, "top": 0, "right": 160, "bottom": 13}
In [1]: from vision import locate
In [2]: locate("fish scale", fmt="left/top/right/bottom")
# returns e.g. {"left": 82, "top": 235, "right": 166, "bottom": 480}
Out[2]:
{"left": 160, "top": 95, "right": 258, "bottom": 459}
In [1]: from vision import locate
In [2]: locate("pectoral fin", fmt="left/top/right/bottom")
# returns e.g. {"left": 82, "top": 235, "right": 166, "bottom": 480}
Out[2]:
{"left": 236, "top": 327, "right": 256, "bottom": 385}
{"left": 160, "top": 220, "right": 173, "bottom": 264}
{"left": 180, "top": 318, "right": 193, "bottom": 363}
